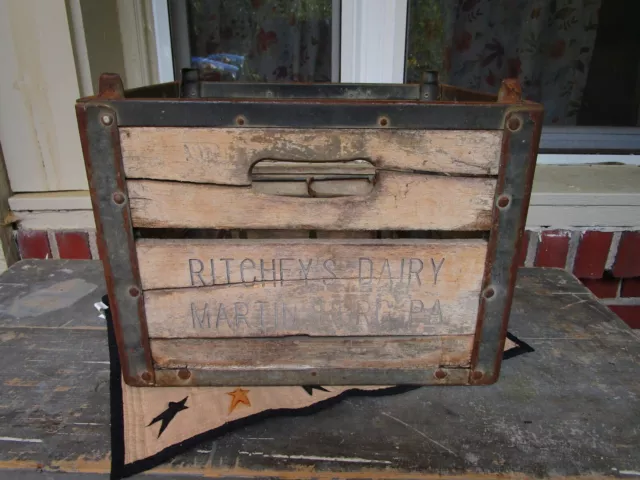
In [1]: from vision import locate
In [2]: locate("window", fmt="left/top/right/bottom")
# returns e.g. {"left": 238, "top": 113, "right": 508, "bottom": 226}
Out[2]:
{"left": 406, "top": 0, "right": 640, "bottom": 153}
{"left": 168, "top": 0, "right": 337, "bottom": 82}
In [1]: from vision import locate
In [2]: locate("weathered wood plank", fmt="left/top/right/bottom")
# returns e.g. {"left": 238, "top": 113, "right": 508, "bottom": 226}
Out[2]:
{"left": 139, "top": 239, "right": 487, "bottom": 337}
{"left": 120, "top": 128, "right": 502, "bottom": 185}
{"left": 151, "top": 335, "right": 474, "bottom": 370}
{"left": 128, "top": 172, "right": 496, "bottom": 230}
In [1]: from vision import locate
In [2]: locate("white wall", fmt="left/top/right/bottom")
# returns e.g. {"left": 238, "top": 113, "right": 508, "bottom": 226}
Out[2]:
{"left": 0, "top": 0, "right": 87, "bottom": 192}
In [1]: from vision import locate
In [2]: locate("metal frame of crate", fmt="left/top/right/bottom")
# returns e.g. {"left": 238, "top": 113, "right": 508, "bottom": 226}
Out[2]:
{"left": 76, "top": 73, "right": 542, "bottom": 387}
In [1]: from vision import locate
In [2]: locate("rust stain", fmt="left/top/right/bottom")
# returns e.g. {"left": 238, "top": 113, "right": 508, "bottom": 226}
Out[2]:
{"left": 497, "top": 78, "right": 523, "bottom": 104}
{"left": 4, "top": 378, "right": 38, "bottom": 387}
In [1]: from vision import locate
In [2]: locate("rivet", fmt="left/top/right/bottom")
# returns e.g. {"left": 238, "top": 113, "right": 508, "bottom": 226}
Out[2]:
{"left": 235, "top": 115, "right": 246, "bottom": 126}
{"left": 101, "top": 114, "right": 113, "bottom": 126}
{"left": 497, "top": 194, "right": 511, "bottom": 209}
{"left": 112, "top": 192, "right": 125, "bottom": 205}
{"left": 141, "top": 371, "right": 152, "bottom": 382}
{"left": 507, "top": 115, "right": 522, "bottom": 132}
{"left": 471, "top": 371, "right": 483, "bottom": 381}
{"left": 435, "top": 369, "right": 447, "bottom": 379}
{"left": 378, "top": 116, "right": 389, "bottom": 127}
{"left": 129, "top": 286, "right": 140, "bottom": 297}
{"left": 178, "top": 369, "right": 191, "bottom": 380}
{"left": 311, "top": 371, "right": 317, "bottom": 377}
{"left": 483, "top": 286, "right": 495, "bottom": 299}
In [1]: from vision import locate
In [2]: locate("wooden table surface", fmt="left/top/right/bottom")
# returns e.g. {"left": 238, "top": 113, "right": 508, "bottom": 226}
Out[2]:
{"left": 0, "top": 260, "right": 638, "bottom": 479}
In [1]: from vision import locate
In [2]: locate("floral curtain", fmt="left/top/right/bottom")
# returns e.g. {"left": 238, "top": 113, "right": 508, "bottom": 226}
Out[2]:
{"left": 187, "top": 0, "right": 333, "bottom": 82}
{"left": 407, "top": 0, "right": 602, "bottom": 124}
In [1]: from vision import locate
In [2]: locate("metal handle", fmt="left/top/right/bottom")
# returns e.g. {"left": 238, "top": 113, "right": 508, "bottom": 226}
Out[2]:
{"left": 250, "top": 159, "right": 376, "bottom": 198}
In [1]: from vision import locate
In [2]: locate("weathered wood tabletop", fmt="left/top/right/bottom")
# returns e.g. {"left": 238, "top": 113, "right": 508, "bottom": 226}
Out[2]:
{"left": 0, "top": 260, "right": 638, "bottom": 479}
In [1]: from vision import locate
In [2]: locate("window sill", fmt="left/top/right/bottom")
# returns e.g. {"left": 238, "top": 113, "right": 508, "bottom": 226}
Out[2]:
{"left": 8, "top": 165, "right": 640, "bottom": 229}
{"left": 528, "top": 164, "right": 640, "bottom": 228}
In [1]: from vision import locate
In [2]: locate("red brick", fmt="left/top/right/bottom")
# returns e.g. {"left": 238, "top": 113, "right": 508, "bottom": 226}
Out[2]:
{"left": 621, "top": 278, "right": 640, "bottom": 298}
{"left": 535, "top": 230, "right": 569, "bottom": 268}
{"left": 17, "top": 230, "right": 51, "bottom": 259}
{"left": 608, "top": 305, "right": 640, "bottom": 329}
{"left": 572, "top": 231, "right": 613, "bottom": 279}
{"left": 582, "top": 278, "right": 619, "bottom": 298}
{"left": 55, "top": 231, "right": 92, "bottom": 260}
{"left": 612, "top": 231, "right": 640, "bottom": 278}
{"left": 516, "top": 231, "right": 530, "bottom": 267}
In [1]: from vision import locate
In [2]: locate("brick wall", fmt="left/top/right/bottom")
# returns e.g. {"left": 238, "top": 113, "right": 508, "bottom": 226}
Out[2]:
{"left": 14, "top": 227, "right": 640, "bottom": 329}
{"left": 519, "top": 229, "right": 640, "bottom": 329}
{"left": 17, "top": 229, "right": 99, "bottom": 261}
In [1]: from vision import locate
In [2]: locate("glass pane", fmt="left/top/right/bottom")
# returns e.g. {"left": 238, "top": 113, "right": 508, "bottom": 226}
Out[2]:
{"left": 182, "top": 0, "right": 334, "bottom": 82}
{"left": 406, "top": 0, "right": 640, "bottom": 127}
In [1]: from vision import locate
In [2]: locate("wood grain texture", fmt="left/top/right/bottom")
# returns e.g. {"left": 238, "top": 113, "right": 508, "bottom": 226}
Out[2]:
{"left": 151, "top": 335, "right": 474, "bottom": 370}
{"left": 128, "top": 172, "right": 496, "bottom": 230}
{"left": 139, "top": 239, "right": 487, "bottom": 338}
{"left": 120, "top": 127, "right": 502, "bottom": 185}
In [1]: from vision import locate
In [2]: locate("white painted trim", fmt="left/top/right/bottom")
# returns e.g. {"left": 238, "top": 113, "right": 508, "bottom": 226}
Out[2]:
{"left": 605, "top": 232, "right": 622, "bottom": 271}
{"left": 537, "top": 153, "right": 640, "bottom": 165}
{"left": 331, "top": 0, "right": 341, "bottom": 82}
{"left": 9, "top": 191, "right": 91, "bottom": 212}
{"left": 66, "top": 0, "right": 93, "bottom": 96}
{"left": 117, "top": 0, "right": 173, "bottom": 87}
{"left": 150, "top": 0, "right": 174, "bottom": 83}
{"left": 340, "top": 0, "right": 407, "bottom": 83}
{"left": 117, "top": 0, "right": 152, "bottom": 88}
{"left": 530, "top": 193, "right": 640, "bottom": 207}
{"left": 14, "top": 211, "right": 96, "bottom": 230}
{"left": 524, "top": 232, "right": 539, "bottom": 267}
{"left": 47, "top": 230, "right": 60, "bottom": 259}
{"left": 0, "top": 1, "right": 86, "bottom": 192}
{"left": 527, "top": 165, "right": 640, "bottom": 228}
{"left": 88, "top": 230, "right": 99, "bottom": 259}
{"left": 525, "top": 206, "right": 640, "bottom": 229}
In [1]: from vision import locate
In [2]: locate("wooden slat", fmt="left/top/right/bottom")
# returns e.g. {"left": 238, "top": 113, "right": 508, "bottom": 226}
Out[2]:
{"left": 139, "top": 239, "right": 487, "bottom": 338}
{"left": 120, "top": 127, "right": 502, "bottom": 185}
{"left": 151, "top": 335, "right": 474, "bottom": 370}
{"left": 251, "top": 160, "right": 375, "bottom": 178}
{"left": 128, "top": 172, "right": 496, "bottom": 230}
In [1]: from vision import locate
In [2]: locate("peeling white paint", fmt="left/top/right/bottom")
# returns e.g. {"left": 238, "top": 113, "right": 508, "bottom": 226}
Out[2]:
{"left": 0, "top": 436, "right": 43, "bottom": 443}
{"left": 238, "top": 451, "right": 392, "bottom": 465}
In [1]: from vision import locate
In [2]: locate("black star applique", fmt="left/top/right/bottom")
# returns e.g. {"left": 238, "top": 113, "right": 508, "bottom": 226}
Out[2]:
{"left": 148, "top": 396, "right": 189, "bottom": 438}
{"left": 302, "top": 385, "right": 330, "bottom": 396}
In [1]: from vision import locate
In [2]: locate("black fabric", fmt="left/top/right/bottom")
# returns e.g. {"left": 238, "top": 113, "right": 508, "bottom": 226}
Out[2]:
{"left": 503, "top": 331, "right": 535, "bottom": 360}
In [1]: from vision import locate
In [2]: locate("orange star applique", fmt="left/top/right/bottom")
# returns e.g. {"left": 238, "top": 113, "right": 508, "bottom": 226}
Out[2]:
{"left": 227, "top": 388, "right": 251, "bottom": 413}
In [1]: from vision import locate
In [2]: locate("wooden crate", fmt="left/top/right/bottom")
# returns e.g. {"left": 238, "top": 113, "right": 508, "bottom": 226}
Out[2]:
{"left": 76, "top": 73, "right": 542, "bottom": 387}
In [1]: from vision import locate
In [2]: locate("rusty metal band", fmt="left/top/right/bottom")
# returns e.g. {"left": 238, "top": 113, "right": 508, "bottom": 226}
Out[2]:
{"left": 123, "top": 80, "right": 498, "bottom": 102}
{"left": 78, "top": 104, "right": 154, "bottom": 386}
{"left": 154, "top": 366, "right": 471, "bottom": 387}
{"left": 124, "top": 81, "right": 179, "bottom": 99}
{"left": 108, "top": 99, "right": 511, "bottom": 129}
{"left": 198, "top": 82, "right": 421, "bottom": 100}
{"left": 470, "top": 107, "right": 542, "bottom": 384}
